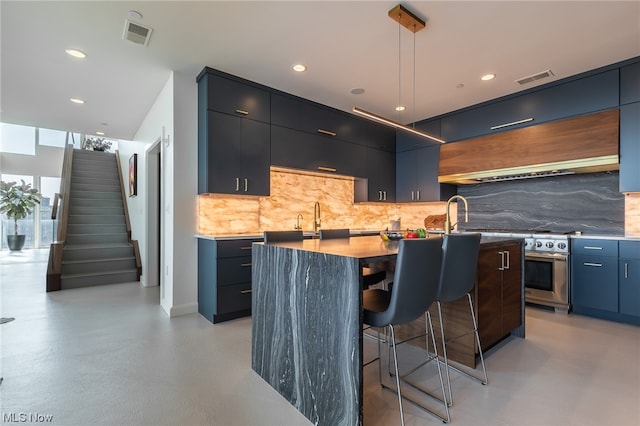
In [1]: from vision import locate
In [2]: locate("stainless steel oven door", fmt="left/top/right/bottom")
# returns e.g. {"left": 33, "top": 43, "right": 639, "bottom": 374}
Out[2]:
{"left": 524, "top": 252, "right": 570, "bottom": 313}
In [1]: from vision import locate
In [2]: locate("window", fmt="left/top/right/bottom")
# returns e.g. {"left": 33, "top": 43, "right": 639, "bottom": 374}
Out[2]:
{"left": 1, "top": 174, "right": 35, "bottom": 250}
{"left": 39, "top": 128, "right": 69, "bottom": 148}
{"left": 0, "top": 123, "right": 36, "bottom": 155}
{"left": 40, "top": 177, "right": 61, "bottom": 247}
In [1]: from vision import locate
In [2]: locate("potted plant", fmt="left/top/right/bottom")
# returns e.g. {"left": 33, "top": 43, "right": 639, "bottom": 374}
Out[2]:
{"left": 82, "top": 137, "right": 112, "bottom": 152}
{"left": 0, "top": 180, "right": 42, "bottom": 251}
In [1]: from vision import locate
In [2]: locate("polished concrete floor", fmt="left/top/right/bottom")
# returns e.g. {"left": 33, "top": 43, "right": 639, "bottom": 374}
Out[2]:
{"left": 1, "top": 249, "right": 639, "bottom": 426}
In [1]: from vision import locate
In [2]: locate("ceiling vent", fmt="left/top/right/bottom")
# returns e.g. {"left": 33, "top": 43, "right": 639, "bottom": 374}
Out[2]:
{"left": 516, "top": 69, "right": 554, "bottom": 85}
{"left": 123, "top": 19, "right": 152, "bottom": 46}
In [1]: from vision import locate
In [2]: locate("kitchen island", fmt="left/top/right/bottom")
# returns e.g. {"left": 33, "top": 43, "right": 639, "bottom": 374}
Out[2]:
{"left": 251, "top": 235, "right": 524, "bottom": 426}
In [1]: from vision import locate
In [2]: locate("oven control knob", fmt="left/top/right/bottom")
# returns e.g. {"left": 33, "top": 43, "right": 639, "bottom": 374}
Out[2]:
{"left": 558, "top": 242, "right": 567, "bottom": 250}
{"left": 546, "top": 242, "right": 554, "bottom": 248}
{"left": 535, "top": 241, "right": 543, "bottom": 248}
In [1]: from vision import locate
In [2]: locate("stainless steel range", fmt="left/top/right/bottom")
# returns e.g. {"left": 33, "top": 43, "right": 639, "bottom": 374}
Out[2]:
{"left": 473, "top": 230, "right": 571, "bottom": 314}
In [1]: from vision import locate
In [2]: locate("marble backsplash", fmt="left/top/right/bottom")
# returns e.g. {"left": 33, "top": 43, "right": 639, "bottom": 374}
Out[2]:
{"left": 457, "top": 172, "right": 630, "bottom": 235}
{"left": 198, "top": 167, "right": 449, "bottom": 235}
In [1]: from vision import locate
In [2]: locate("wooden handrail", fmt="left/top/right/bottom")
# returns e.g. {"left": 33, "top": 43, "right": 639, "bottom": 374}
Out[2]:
{"left": 51, "top": 193, "right": 60, "bottom": 219}
{"left": 114, "top": 150, "right": 143, "bottom": 280}
{"left": 47, "top": 143, "right": 74, "bottom": 292}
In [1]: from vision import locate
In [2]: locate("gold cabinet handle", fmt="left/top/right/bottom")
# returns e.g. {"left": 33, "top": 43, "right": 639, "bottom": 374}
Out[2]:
{"left": 317, "top": 166, "right": 337, "bottom": 172}
{"left": 317, "top": 129, "right": 337, "bottom": 137}
{"left": 235, "top": 178, "right": 240, "bottom": 191}
{"left": 235, "top": 109, "right": 249, "bottom": 115}
{"left": 240, "top": 263, "right": 252, "bottom": 267}
{"left": 240, "top": 246, "right": 252, "bottom": 250}
{"left": 240, "top": 289, "right": 252, "bottom": 294}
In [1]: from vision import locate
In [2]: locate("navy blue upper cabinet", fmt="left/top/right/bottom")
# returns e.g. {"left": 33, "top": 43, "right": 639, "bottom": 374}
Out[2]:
{"left": 441, "top": 70, "right": 619, "bottom": 142}
{"left": 396, "top": 119, "right": 441, "bottom": 152}
{"left": 396, "top": 133, "right": 455, "bottom": 202}
{"left": 620, "top": 102, "right": 640, "bottom": 193}
{"left": 202, "top": 111, "right": 270, "bottom": 195}
{"left": 364, "top": 148, "right": 395, "bottom": 202}
{"left": 271, "top": 125, "right": 365, "bottom": 178}
{"left": 621, "top": 62, "right": 640, "bottom": 105}
{"left": 271, "top": 93, "right": 396, "bottom": 151}
{"left": 197, "top": 68, "right": 271, "bottom": 195}
{"left": 204, "top": 71, "right": 270, "bottom": 123}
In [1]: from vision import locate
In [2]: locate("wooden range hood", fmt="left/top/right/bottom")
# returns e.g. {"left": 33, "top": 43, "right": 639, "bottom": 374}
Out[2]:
{"left": 438, "top": 109, "right": 619, "bottom": 184}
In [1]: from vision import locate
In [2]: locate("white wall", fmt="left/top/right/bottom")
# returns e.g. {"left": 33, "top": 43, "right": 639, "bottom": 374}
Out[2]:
{"left": 131, "top": 71, "right": 198, "bottom": 317}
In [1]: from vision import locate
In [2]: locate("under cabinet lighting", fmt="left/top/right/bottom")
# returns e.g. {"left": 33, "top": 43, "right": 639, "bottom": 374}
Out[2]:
{"left": 352, "top": 107, "right": 445, "bottom": 144}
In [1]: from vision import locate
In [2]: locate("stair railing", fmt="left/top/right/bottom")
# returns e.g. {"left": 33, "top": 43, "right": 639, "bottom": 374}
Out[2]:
{"left": 114, "top": 150, "right": 142, "bottom": 280}
{"left": 47, "top": 142, "right": 74, "bottom": 291}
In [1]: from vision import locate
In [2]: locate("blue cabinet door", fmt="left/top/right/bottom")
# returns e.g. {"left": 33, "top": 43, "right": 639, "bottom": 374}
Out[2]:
{"left": 365, "top": 148, "right": 395, "bottom": 202}
{"left": 205, "top": 73, "right": 271, "bottom": 123}
{"left": 619, "top": 240, "right": 640, "bottom": 317}
{"left": 441, "top": 70, "right": 619, "bottom": 142}
{"left": 271, "top": 125, "right": 365, "bottom": 177}
{"left": 205, "top": 111, "right": 270, "bottom": 196}
{"left": 621, "top": 61, "right": 640, "bottom": 105}
{"left": 619, "top": 103, "right": 640, "bottom": 193}
{"left": 396, "top": 144, "right": 455, "bottom": 202}
{"left": 571, "top": 254, "right": 619, "bottom": 312}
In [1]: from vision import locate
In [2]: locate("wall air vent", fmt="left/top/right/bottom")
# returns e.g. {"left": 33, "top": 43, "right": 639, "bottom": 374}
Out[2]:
{"left": 123, "top": 19, "right": 152, "bottom": 46}
{"left": 516, "top": 69, "right": 554, "bottom": 85}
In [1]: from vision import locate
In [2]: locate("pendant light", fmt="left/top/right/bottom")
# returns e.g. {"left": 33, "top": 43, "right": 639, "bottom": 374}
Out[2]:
{"left": 353, "top": 4, "right": 445, "bottom": 144}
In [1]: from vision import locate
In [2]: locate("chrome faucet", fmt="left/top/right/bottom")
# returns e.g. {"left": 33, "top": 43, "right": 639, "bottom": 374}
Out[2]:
{"left": 294, "top": 213, "right": 303, "bottom": 230}
{"left": 445, "top": 195, "right": 469, "bottom": 235}
{"left": 313, "top": 202, "right": 321, "bottom": 232}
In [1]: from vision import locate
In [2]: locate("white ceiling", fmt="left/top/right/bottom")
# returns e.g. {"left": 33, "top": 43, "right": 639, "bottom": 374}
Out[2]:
{"left": 1, "top": 1, "right": 639, "bottom": 141}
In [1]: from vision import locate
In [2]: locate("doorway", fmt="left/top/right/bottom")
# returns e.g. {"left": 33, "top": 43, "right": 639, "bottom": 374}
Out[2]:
{"left": 144, "top": 139, "right": 162, "bottom": 295}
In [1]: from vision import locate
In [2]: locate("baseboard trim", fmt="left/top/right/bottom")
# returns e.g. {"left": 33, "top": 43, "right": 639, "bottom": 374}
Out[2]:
{"left": 168, "top": 302, "right": 198, "bottom": 318}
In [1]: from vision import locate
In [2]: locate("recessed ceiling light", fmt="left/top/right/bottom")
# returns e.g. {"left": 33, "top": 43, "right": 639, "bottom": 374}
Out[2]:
{"left": 65, "top": 49, "right": 87, "bottom": 59}
{"left": 395, "top": 106, "right": 405, "bottom": 112}
{"left": 292, "top": 64, "right": 306, "bottom": 72}
{"left": 481, "top": 73, "right": 496, "bottom": 81}
{"left": 350, "top": 88, "right": 365, "bottom": 95}
{"left": 70, "top": 98, "right": 85, "bottom": 104}
{"left": 95, "top": 131, "right": 105, "bottom": 136}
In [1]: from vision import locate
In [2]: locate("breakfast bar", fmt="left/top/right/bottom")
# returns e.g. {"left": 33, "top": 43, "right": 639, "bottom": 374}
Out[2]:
{"left": 251, "top": 235, "right": 525, "bottom": 425}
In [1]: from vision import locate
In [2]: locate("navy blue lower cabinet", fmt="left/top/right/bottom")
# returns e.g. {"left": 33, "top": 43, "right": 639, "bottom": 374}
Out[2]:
{"left": 619, "top": 241, "right": 640, "bottom": 318}
{"left": 571, "top": 239, "right": 619, "bottom": 313}
{"left": 571, "top": 254, "right": 619, "bottom": 312}
{"left": 198, "top": 238, "right": 259, "bottom": 324}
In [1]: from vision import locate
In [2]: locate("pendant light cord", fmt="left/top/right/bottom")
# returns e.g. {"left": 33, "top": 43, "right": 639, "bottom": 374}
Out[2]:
{"left": 412, "top": 26, "right": 416, "bottom": 129}
{"left": 398, "top": 12, "right": 402, "bottom": 121}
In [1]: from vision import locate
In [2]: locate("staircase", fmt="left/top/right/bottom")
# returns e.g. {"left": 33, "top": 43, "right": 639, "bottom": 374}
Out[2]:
{"left": 60, "top": 149, "right": 139, "bottom": 289}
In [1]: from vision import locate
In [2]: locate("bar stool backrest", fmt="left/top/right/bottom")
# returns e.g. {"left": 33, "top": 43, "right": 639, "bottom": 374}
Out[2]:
{"left": 372, "top": 238, "right": 443, "bottom": 326}
{"left": 263, "top": 230, "right": 304, "bottom": 243}
{"left": 319, "top": 229, "right": 350, "bottom": 239}
{"left": 438, "top": 233, "right": 482, "bottom": 303}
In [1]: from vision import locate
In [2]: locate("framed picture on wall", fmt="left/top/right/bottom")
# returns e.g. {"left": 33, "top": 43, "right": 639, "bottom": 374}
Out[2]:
{"left": 129, "top": 153, "right": 137, "bottom": 197}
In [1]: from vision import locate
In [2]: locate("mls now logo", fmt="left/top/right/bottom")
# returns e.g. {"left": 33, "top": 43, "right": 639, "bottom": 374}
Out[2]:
{"left": 3, "top": 412, "right": 53, "bottom": 423}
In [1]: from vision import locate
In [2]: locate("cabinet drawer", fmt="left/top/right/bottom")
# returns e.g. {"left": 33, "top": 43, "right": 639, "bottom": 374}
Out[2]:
{"left": 619, "top": 240, "right": 640, "bottom": 259}
{"left": 571, "top": 239, "right": 618, "bottom": 257}
{"left": 217, "top": 256, "right": 252, "bottom": 286}
{"left": 217, "top": 239, "right": 260, "bottom": 258}
{"left": 217, "top": 282, "right": 252, "bottom": 315}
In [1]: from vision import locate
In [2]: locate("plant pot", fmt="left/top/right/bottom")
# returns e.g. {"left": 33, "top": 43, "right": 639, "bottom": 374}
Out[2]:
{"left": 7, "top": 235, "right": 26, "bottom": 251}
